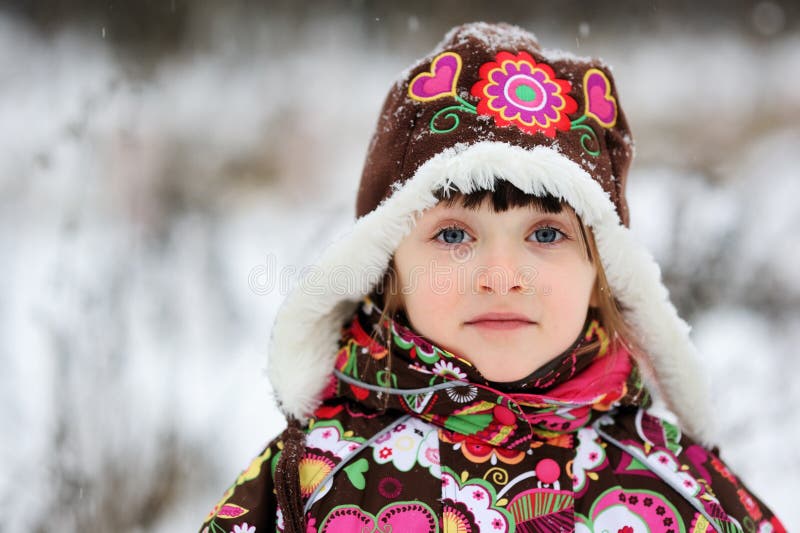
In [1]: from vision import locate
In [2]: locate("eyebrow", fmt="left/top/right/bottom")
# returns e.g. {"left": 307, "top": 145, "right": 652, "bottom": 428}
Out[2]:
{"left": 430, "top": 204, "right": 571, "bottom": 218}
{"left": 422, "top": 209, "right": 578, "bottom": 234}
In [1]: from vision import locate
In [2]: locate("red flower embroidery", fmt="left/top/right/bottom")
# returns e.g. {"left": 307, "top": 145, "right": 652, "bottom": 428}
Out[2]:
{"left": 471, "top": 50, "right": 577, "bottom": 138}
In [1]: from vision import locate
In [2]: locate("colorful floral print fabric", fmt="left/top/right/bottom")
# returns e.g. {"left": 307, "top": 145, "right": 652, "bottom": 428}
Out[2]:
{"left": 405, "top": 49, "right": 618, "bottom": 158}
{"left": 471, "top": 50, "right": 577, "bottom": 138}
{"left": 200, "top": 296, "right": 786, "bottom": 533}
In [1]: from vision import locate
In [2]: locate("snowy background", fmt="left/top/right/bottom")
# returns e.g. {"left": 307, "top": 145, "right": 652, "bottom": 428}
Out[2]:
{"left": 1, "top": 1, "right": 798, "bottom": 530}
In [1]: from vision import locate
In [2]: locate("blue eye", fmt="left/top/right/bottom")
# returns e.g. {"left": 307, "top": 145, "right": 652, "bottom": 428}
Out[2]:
{"left": 436, "top": 226, "right": 471, "bottom": 244}
{"left": 531, "top": 227, "right": 563, "bottom": 244}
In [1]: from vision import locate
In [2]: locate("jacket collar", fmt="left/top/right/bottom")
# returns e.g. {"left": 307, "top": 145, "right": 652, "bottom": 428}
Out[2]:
{"left": 328, "top": 295, "right": 649, "bottom": 450}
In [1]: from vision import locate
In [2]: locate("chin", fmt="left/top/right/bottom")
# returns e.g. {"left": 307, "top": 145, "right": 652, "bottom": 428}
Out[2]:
{"left": 473, "top": 360, "right": 541, "bottom": 382}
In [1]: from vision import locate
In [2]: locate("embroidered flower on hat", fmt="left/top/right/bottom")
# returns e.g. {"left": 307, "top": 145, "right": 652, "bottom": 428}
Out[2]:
{"left": 471, "top": 50, "right": 577, "bottom": 138}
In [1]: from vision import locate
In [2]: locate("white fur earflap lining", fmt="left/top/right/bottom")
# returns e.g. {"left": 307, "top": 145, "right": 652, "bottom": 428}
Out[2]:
{"left": 266, "top": 141, "right": 716, "bottom": 445}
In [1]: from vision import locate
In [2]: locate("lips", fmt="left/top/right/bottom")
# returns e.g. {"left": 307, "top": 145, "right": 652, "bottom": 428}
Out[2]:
{"left": 465, "top": 312, "right": 535, "bottom": 324}
{"left": 464, "top": 312, "right": 536, "bottom": 331}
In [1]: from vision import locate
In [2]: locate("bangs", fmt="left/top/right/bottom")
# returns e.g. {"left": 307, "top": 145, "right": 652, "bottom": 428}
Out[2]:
{"left": 432, "top": 179, "right": 590, "bottom": 263}
{"left": 433, "top": 179, "right": 564, "bottom": 214}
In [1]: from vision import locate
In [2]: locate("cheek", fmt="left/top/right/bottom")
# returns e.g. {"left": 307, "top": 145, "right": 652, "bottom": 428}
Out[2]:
{"left": 540, "top": 262, "right": 596, "bottom": 305}
{"left": 399, "top": 262, "right": 463, "bottom": 325}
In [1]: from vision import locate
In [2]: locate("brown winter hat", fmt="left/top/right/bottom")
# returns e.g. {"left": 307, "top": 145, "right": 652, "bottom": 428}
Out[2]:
{"left": 267, "top": 22, "right": 716, "bottom": 446}
{"left": 357, "top": 22, "right": 634, "bottom": 225}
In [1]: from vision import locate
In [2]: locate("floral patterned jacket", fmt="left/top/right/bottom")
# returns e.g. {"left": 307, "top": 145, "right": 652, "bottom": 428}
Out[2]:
{"left": 201, "top": 300, "right": 785, "bottom": 533}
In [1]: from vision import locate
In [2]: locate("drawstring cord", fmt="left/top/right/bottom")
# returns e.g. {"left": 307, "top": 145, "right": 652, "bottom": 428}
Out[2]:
{"left": 274, "top": 416, "right": 307, "bottom": 533}
{"left": 273, "top": 413, "right": 414, "bottom": 529}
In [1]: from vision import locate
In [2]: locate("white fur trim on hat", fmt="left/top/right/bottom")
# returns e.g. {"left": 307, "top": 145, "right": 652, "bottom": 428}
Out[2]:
{"left": 266, "top": 141, "right": 715, "bottom": 445}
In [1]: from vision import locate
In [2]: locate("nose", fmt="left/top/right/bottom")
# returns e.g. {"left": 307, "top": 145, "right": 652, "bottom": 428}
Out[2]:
{"left": 473, "top": 248, "right": 536, "bottom": 295}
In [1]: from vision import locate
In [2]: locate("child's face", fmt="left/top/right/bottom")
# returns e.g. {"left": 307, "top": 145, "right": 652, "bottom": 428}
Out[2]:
{"left": 393, "top": 199, "right": 597, "bottom": 382}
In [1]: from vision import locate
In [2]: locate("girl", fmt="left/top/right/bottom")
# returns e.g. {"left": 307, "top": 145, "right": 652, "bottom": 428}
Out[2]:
{"left": 201, "top": 22, "right": 785, "bottom": 533}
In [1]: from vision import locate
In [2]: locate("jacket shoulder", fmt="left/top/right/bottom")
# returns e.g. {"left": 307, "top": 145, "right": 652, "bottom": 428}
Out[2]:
{"left": 596, "top": 406, "right": 786, "bottom": 532}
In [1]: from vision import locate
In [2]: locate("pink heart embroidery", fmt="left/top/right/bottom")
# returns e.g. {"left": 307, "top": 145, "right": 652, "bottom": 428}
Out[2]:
{"left": 409, "top": 52, "right": 462, "bottom": 102}
{"left": 321, "top": 502, "right": 438, "bottom": 533}
{"left": 583, "top": 69, "right": 617, "bottom": 127}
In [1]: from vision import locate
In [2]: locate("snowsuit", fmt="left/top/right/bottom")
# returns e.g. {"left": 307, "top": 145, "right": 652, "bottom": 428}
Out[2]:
{"left": 200, "top": 298, "right": 784, "bottom": 532}
{"left": 200, "top": 21, "right": 787, "bottom": 533}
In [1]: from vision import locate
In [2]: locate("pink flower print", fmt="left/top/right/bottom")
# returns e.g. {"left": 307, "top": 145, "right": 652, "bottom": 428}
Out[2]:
{"left": 473, "top": 489, "right": 485, "bottom": 500}
{"left": 424, "top": 447, "right": 440, "bottom": 466}
{"left": 658, "top": 455, "right": 669, "bottom": 464}
{"left": 379, "top": 447, "right": 392, "bottom": 459}
{"left": 492, "top": 518, "right": 503, "bottom": 529}
{"left": 305, "top": 517, "right": 317, "bottom": 533}
{"left": 321, "top": 429, "right": 332, "bottom": 439}
{"left": 589, "top": 452, "right": 598, "bottom": 461}
{"left": 378, "top": 476, "right": 403, "bottom": 499}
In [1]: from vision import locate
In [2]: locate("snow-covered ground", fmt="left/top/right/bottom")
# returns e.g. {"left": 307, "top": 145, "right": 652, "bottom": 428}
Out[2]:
{"left": 1, "top": 9, "right": 798, "bottom": 531}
